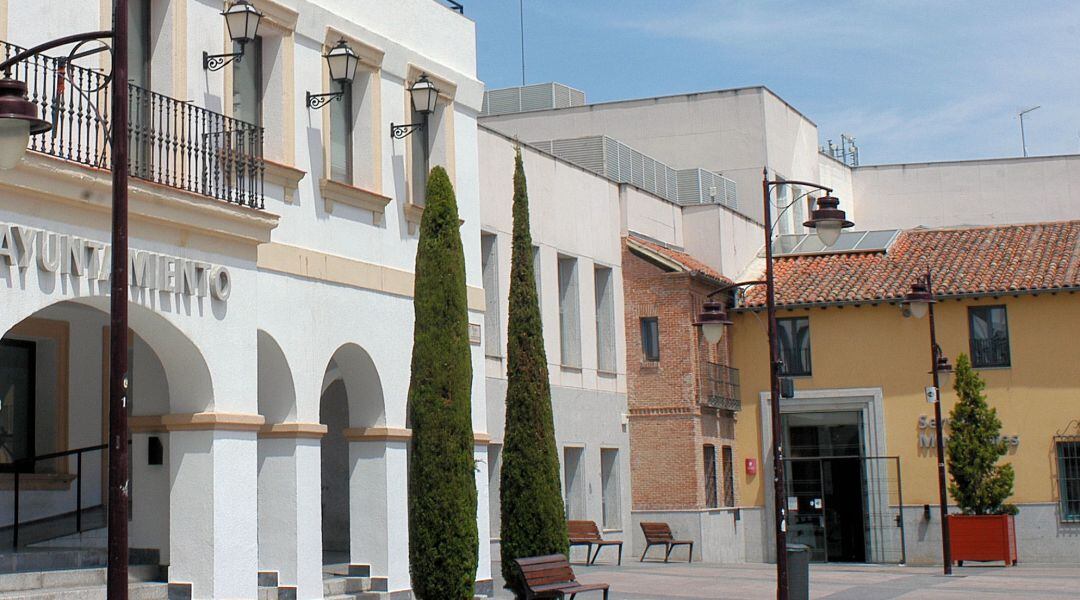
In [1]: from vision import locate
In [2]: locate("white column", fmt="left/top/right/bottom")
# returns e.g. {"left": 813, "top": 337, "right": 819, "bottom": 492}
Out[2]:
{"left": 170, "top": 428, "right": 259, "bottom": 600}
{"left": 130, "top": 431, "right": 170, "bottom": 564}
{"left": 474, "top": 441, "right": 493, "bottom": 594}
{"left": 257, "top": 432, "right": 324, "bottom": 599}
{"left": 348, "top": 434, "right": 410, "bottom": 593}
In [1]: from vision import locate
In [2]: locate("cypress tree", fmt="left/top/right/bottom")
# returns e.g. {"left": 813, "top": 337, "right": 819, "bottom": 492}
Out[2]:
{"left": 407, "top": 166, "right": 478, "bottom": 599}
{"left": 946, "top": 353, "right": 1016, "bottom": 515}
{"left": 500, "top": 149, "right": 569, "bottom": 590}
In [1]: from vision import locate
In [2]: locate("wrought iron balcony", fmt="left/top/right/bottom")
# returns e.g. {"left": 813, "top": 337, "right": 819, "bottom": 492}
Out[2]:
{"left": 1, "top": 40, "right": 264, "bottom": 209}
{"left": 700, "top": 361, "right": 741, "bottom": 412}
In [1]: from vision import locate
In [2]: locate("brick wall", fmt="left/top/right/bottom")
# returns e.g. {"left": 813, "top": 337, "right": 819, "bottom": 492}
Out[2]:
{"left": 622, "top": 241, "right": 740, "bottom": 510}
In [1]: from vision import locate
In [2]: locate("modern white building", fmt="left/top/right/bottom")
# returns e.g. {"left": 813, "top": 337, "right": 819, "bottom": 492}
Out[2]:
{"left": 0, "top": 1, "right": 490, "bottom": 598}
{"left": 477, "top": 126, "right": 632, "bottom": 563}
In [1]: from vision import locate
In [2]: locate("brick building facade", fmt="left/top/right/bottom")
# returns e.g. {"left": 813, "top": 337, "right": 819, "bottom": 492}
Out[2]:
{"left": 623, "top": 235, "right": 740, "bottom": 511}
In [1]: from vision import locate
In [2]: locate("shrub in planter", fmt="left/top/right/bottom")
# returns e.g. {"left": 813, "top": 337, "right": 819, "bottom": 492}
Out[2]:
{"left": 945, "top": 353, "right": 1018, "bottom": 566}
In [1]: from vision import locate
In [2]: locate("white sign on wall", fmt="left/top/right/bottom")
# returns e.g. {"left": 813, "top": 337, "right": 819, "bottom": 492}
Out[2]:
{"left": 0, "top": 222, "right": 231, "bottom": 301}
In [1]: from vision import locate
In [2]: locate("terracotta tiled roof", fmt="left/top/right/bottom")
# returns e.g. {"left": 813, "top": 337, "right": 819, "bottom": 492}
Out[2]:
{"left": 741, "top": 221, "right": 1080, "bottom": 308}
{"left": 627, "top": 234, "right": 732, "bottom": 285}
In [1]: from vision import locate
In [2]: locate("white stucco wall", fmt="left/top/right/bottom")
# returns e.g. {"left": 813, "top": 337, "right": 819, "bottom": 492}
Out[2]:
{"left": 818, "top": 152, "right": 857, "bottom": 226}
{"left": 477, "top": 128, "right": 632, "bottom": 552}
{"left": 851, "top": 154, "right": 1080, "bottom": 230}
{"left": 681, "top": 204, "right": 765, "bottom": 280}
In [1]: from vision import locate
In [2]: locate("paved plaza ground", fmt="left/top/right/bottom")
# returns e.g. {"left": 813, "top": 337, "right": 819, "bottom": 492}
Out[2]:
{"left": 490, "top": 560, "right": 1080, "bottom": 599}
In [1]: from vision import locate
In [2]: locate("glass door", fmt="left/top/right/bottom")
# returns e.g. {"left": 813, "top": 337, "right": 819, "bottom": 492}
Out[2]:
{"left": 0, "top": 340, "right": 36, "bottom": 472}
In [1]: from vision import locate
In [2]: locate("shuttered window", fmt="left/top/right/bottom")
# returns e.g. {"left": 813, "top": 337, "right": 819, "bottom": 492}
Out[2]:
{"left": 481, "top": 233, "right": 501, "bottom": 358}
{"left": 704, "top": 445, "right": 718, "bottom": 509}
{"left": 722, "top": 446, "right": 735, "bottom": 507}
{"left": 232, "top": 38, "right": 262, "bottom": 125}
{"left": 594, "top": 266, "right": 616, "bottom": 372}
{"left": 558, "top": 256, "right": 581, "bottom": 367}
{"left": 329, "top": 85, "right": 353, "bottom": 184}
{"left": 601, "top": 448, "right": 621, "bottom": 529}
{"left": 640, "top": 317, "right": 659, "bottom": 362}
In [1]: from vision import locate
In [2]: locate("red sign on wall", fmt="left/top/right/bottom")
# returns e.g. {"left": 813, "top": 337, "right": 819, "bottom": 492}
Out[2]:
{"left": 745, "top": 458, "right": 757, "bottom": 476}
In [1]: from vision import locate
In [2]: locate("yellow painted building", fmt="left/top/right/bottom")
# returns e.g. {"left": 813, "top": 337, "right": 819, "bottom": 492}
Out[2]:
{"left": 729, "top": 222, "right": 1080, "bottom": 565}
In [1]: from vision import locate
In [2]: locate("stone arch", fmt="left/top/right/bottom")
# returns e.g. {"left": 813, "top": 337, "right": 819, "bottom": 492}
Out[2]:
{"left": 319, "top": 342, "right": 388, "bottom": 568}
{"left": 321, "top": 343, "right": 385, "bottom": 428}
{"left": 257, "top": 329, "right": 297, "bottom": 424}
{"left": 0, "top": 297, "right": 214, "bottom": 566}
{"left": 1, "top": 296, "right": 214, "bottom": 415}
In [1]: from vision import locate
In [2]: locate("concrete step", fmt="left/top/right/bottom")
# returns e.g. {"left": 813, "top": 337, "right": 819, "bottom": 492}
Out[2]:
{"left": 0, "top": 581, "right": 167, "bottom": 599}
{"left": 0, "top": 566, "right": 161, "bottom": 593}
{"left": 0, "top": 546, "right": 160, "bottom": 575}
{"left": 323, "top": 576, "right": 369, "bottom": 596}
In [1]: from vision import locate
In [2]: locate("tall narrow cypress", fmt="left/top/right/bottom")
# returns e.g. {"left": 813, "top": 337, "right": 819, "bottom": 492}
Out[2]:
{"left": 407, "top": 166, "right": 478, "bottom": 599}
{"left": 500, "top": 149, "right": 569, "bottom": 589}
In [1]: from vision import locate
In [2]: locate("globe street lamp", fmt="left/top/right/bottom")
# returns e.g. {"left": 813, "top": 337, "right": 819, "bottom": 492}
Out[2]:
{"left": 0, "top": 79, "right": 51, "bottom": 168}
{"left": 696, "top": 169, "right": 853, "bottom": 600}
{"left": 903, "top": 271, "right": 955, "bottom": 575}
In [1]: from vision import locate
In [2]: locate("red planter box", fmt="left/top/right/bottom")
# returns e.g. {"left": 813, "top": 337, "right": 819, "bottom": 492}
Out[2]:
{"left": 948, "top": 514, "right": 1017, "bottom": 566}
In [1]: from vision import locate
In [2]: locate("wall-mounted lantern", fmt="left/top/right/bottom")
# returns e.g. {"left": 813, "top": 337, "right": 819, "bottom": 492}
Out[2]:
{"left": 203, "top": 0, "right": 264, "bottom": 72}
{"left": 390, "top": 74, "right": 440, "bottom": 140}
{"left": 306, "top": 40, "right": 361, "bottom": 110}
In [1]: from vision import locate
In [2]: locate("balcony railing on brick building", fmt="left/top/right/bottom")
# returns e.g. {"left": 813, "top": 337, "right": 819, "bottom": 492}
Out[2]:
{"left": 2, "top": 40, "right": 264, "bottom": 209}
{"left": 700, "top": 361, "right": 741, "bottom": 412}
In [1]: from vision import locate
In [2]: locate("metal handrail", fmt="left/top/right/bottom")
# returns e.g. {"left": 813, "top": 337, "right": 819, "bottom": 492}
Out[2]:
{"left": 7, "top": 441, "right": 128, "bottom": 549}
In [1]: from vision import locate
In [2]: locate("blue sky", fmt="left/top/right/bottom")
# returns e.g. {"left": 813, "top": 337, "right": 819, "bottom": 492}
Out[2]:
{"left": 463, "top": 1, "right": 1080, "bottom": 165}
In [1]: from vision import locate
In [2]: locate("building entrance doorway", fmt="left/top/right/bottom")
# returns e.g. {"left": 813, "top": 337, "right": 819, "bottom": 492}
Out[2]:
{"left": 781, "top": 411, "right": 907, "bottom": 564}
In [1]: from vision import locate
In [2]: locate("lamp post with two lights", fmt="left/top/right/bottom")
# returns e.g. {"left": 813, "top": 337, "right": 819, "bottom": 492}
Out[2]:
{"left": 696, "top": 169, "right": 854, "bottom": 600}
{"left": 902, "top": 272, "right": 955, "bottom": 575}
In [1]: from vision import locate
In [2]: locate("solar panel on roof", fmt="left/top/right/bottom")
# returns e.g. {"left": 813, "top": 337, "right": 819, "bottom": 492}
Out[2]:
{"left": 769, "top": 230, "right": 900, "bottom": 257}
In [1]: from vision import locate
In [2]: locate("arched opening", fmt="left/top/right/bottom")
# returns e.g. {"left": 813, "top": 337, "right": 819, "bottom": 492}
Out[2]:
{"left": 0, "top": 298, "right": 212, "bottom": 569}
{"left": 319, "top": 343, "right": 384, "bottom": 567}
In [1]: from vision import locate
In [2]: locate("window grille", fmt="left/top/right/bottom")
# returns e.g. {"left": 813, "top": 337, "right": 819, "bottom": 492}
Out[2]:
{"left": 704, "top": 445, "right": 718, "bottom": 508}
{"left": 1057, "top": 439, "right": 1080, "bottom": 522}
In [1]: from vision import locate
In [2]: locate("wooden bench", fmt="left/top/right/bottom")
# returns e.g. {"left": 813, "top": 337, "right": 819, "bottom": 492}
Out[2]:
{"left": 513, "top": 554, "right": 609, "bottom": 599}
{"left": 639, "top": 521, "right": 693, "bottom": 563}
{"left": 568, "top": 520, "right": 623, "bottom": 565}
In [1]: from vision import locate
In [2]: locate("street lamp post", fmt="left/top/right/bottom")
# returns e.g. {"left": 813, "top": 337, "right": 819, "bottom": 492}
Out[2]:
{"left": 0, "top": 2, "right": 128, "bottom": 597}
{"left": 903, "top": 272, "right": 954, "bottom": 575}
{"left": 697, "top": 169, "right": 853, "bottom": 600}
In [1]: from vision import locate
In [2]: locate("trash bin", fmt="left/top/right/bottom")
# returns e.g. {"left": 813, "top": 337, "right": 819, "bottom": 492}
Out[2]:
{"left": 786, "top": 544, "right": 810, "bottom": 600}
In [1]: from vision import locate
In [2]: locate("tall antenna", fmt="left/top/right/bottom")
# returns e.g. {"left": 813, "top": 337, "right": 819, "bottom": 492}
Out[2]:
{"left": 519, "top": 0, "right": 526, "bottom": 86}
{"left": 1018, "top": 105, "right": 1040, "bottom": 157}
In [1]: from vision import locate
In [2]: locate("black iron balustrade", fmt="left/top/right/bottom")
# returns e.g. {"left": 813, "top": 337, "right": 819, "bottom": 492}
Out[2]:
{"left": 971, "top": 337, "right": 1010, "bottom": 368}
{"left": 1, "top": 40, "right": 264, "bottom": 209}
{"left": 701, "top": 361, "right": 741, "bottom": 412}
